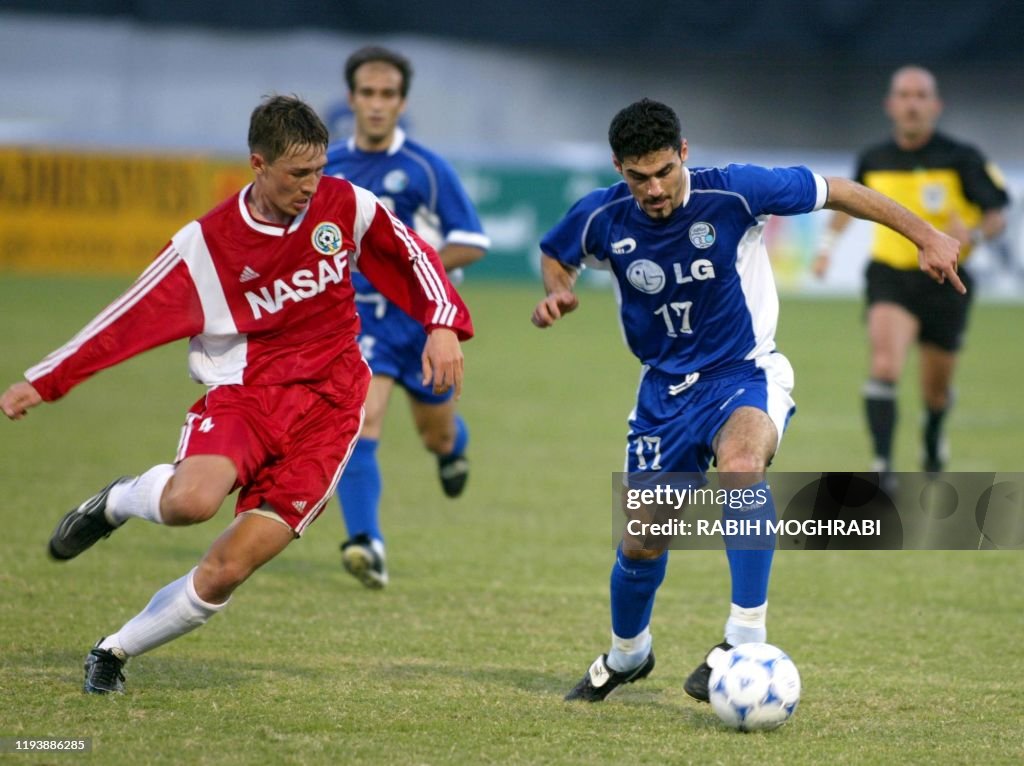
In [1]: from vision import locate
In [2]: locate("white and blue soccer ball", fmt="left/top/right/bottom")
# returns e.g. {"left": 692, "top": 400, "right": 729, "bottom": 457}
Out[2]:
{"left": 708, "top": 642, "right": 801, "bottom": 731}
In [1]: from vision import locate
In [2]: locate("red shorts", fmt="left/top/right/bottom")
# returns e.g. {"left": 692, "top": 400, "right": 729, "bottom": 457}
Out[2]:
{"left": 175, "top": 384, "right": 364, "bottom": 535}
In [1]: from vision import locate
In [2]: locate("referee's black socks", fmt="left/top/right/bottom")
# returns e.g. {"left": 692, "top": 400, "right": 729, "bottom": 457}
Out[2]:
{"left": 923, "top": 405, "right": 949, "bottom": 473}
{"left": 863, "top": 378, "right": 897, "bottom": 470}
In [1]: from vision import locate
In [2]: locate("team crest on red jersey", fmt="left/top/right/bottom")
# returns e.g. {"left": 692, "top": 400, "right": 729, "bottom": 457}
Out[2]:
{"left": 312, "top": 222, "right": 343, "bottom": 255}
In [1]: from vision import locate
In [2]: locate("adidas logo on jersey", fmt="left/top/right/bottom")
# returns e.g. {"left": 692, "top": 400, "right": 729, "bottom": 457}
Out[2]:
{"left": 292, "top": 500, "right": 307, "bottom": 512}
{"left": 239, "top": 266, "right": 261, "bottom": 282}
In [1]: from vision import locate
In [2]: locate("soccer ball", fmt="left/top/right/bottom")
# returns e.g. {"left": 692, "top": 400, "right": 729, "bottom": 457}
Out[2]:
{"left": 708, "top": 642, "right": 801, "bottom": 731}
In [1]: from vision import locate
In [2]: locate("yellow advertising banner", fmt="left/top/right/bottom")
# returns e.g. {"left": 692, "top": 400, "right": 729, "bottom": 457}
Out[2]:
{"left": 0, "top": 147, "right": 250, "bottom": 275}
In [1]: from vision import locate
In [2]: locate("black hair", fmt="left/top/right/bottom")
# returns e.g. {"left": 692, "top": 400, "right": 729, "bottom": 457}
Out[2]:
{"left": 248, "top": 95, "right": 329, "bottom": 163}
{"left": 344, "top": 46, "right": 413, "bottom": 98}
{"left": 608, "top": 98, "right": 682, "bottom": 161}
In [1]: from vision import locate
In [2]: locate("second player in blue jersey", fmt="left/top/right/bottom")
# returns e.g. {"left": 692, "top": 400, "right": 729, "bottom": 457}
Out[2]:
{"left": 325, "top": 46, "right": 490, "bottom": 588}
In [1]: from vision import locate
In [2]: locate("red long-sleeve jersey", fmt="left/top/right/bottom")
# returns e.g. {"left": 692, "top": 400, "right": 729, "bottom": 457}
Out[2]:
{"left": 26, "top": 177, "right": 473, "bottom": 406}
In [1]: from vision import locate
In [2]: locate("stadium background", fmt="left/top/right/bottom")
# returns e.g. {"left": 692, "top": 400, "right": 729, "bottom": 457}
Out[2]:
{"left": 1, "top": 2, "right": 1022, "bottom": 294}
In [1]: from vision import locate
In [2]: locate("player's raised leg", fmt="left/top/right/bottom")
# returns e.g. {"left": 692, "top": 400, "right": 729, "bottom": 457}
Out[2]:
{"left": 49, "top": 454, "right": 236, "bottom": 561}
{"left": 685, "top": 406, "right": 780, "bottom": 703}
{"left": 337, "top": 375, "right": 393, "bottom": 588}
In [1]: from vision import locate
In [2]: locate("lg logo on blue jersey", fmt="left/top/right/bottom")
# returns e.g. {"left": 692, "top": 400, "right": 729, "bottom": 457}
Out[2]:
{"left": 626, "top": 258, "right": 716, "bottom": 294}
{"left": 626, "top": 259, "right": 666, "bottom": 294}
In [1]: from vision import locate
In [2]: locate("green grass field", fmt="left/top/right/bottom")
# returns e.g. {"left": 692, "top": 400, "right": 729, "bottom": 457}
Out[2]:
{"left": 1, "top": 276, "right": 1022, "bottom": 765}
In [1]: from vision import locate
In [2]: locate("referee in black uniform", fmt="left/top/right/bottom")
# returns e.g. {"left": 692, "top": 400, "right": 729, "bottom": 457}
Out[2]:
{"left": 814, "top": 65, "right": 1010, "bottom": 478}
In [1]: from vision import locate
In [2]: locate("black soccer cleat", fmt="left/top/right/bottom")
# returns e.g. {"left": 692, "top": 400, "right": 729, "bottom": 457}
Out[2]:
{"left": 564, "top": 652, "right": 655, "bottom": 702}
{"left": 340, "top": 534, "right": 389, "bottom": 589}
{"left": 83, "top": 640, "right": 126, "bottom": 694}
{"left": 683, "top": 641, "right": 733, "bottom": 703}
{"left": 437, "top": 453, "right": 469, "bottom": 498}
{"left": 48, "top": 477, "right": 131, "bottom": 561}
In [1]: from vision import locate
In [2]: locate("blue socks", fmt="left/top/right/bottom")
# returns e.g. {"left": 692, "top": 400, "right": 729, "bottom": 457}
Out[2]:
{"left": 607, "top": 545, "right": 667, "bottom": 671}
{"left": 605, "top": 482, "right": 776, "bottom": 666}
{"left": 337, "top": 416, "right": 467, "bottom": 544}
{"left": 449, "top": 413, "right": 469, "bottom": 457}
{"left": 722, "top": 480, "right": 776, "bottom": 645}
{"left": 723, "top": 480, "right": 776, "bottom": 607}
{"left": 337, "top": 438, "right": 382, "bottom": 542}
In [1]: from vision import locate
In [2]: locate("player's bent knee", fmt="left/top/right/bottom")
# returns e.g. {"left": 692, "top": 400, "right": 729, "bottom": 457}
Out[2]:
{"left": 716, "top": 453, "right": 769, "bottom": 478}
{"left": 161, "top": 488, "right": 223, "bottom": 526}
{"left": 620, "top": 544, "right": 668, "bottom": 561}
{"left": 869, "top": 354, "right": 902, "bottom": 382}
{"left": 194, "top": 559, "right": 253, "bottom": 602}
{"left": 421, "top": 430, "right": 455, "bottom": 455}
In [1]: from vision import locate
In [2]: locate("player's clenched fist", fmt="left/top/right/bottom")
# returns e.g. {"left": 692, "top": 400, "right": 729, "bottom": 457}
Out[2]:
{"left": 0, "top": 381, "right": 43, "bottom": 420}
{"left": 531, "top": 291, "right": 579, "bottom": 328}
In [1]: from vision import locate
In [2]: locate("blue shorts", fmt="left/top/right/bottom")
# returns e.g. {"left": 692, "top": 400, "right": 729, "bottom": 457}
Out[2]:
{"left": 624, "top": 354, "right": 796, "bottom": 478}
{"left": 354, "top": 288, "right": 453, "bottom": 405}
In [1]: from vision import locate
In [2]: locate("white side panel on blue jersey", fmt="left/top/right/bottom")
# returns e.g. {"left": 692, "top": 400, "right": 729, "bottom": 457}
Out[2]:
{"left": 757, "top": 352, "right": 796, "bottom": 450}
{"left": 735, "top": 219, "right": 780, "bottom": 361}
{"left": 609, "top": 275, "right": 631, "bottom": 350}
{"left": 623, "top": 363, "right": 651, "bottom": 471}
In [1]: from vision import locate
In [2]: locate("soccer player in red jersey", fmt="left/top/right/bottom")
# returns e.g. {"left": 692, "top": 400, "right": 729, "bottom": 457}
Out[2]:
{"left": 0, "top": 95, "right": 473, "bottom": 694}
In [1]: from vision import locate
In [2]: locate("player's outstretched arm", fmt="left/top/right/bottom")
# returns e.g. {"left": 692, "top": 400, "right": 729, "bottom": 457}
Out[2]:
{"left": 1, "top": 381, "right": 43, "bottom": 421}
{"left": 531, "top": 255, "right": 580, "bottom": 328}
{"left": 824, "top": 176, "right": 964, "bottom": 293}
{"left": 421, "top": 328, "right": 464, "bottom": 399}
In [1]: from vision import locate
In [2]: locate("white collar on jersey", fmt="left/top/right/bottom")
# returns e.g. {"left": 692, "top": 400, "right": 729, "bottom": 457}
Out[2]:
{"left": 346, "top": 126, "right": 407, "bottom": 156}
{"left": 237, "top": 183, "right": 310, "bottom": 236}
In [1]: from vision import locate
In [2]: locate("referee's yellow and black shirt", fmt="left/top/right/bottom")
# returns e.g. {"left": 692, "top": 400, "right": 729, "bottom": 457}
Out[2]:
{"left": 855, "top": 132, "right": 1010, "bottom": 270}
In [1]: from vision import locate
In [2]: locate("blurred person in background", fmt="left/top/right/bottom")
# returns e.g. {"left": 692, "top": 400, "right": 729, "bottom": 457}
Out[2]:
{"left": 325, "top": 46, "right": 489, "bottom": 589}
{"left": 814, "top": 66, "right": 1009, "bottom": 479}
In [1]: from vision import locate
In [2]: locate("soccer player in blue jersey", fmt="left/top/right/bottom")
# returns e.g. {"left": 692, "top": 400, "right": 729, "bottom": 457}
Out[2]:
{"left": 532, "top": 99, "right": 962, "bottom": 703}
{"left": 325, "top": 47, "right": 490, "bottom": 588}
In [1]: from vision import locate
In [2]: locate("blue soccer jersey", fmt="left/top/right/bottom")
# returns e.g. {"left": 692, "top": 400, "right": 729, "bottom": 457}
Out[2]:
{"left": 325, "top": 128, "right": 489, "bottom": 398}
{"left": 541, "top": 164, "right": 827, "bottom": 376}
{"left": 326, "top": 127, "right": 489, "bottom": 282}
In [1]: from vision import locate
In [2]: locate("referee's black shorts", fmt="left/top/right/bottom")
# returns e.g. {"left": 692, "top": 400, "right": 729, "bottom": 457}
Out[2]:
{"left": 865, "top": 260, "right": 974, "bottom": 352}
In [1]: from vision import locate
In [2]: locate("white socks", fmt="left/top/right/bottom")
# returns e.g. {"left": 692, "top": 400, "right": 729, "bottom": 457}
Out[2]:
{"left": 725, "top": 601, "right": 768, "bottom": 646}
{"left": 106, "top": 464, "right": 175, "bottom": 525}
{"left": 607, "top": 626, "right": 652, "bottom": 672}
{"left": 99, "top": 568, "right": 229, "bottom": 658}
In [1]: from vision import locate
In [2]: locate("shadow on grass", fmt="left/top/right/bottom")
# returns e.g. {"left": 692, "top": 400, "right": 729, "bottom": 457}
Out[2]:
{"left": 7, "top": 647, "right": 322, "bottom": 694}
{"left": 364, "top": 656, "right": 721, "bottom": 725}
